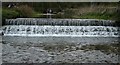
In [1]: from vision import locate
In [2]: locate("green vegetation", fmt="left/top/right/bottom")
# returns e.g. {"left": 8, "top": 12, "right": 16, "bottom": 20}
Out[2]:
{"left": 16, "top": 5, "right": 34, "bottom": 17}
{"left": 73, "top": 12, "right": 114, "bottom": 20}
{"left": 2, "top": 5, "right": 41, "bottom": 20}
{"left": 2, "top": 8, "right": 20, "bottom": 19}
{"left": 2, "top": 2, "right": 120, "bottom": 21}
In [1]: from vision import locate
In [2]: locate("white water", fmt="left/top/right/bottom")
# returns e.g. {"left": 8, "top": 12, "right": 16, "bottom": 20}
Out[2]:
{"left": 1, "top": 25, "right": 120, "bottom": 37}
{"left": 5, "top": 18, "right": 115, "bottom": 26}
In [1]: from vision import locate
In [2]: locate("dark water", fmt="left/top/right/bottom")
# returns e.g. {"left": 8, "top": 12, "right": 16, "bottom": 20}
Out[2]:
{"left": 2, "top": 36, "right": 120, "bottom": 45}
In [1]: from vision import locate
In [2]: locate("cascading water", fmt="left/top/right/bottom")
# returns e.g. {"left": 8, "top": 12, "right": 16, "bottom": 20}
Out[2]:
{"left": 1, "top": 25, "right": 120, "bottom": 37}
{"left": 1, "top": 18, "right": 120, "bottom": 37}
{"left": 5, "top": 18, "right": 116, "bottom": 26}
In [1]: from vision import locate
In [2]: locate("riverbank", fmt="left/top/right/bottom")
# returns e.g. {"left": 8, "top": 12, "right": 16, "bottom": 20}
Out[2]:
{"left": 2, "top": 2, "right": 120, "bottom": 21}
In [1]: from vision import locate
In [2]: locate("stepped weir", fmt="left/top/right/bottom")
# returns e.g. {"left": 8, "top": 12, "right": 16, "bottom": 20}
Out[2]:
{"left": 1, "top": 18, "right": 120, "bottom": 37}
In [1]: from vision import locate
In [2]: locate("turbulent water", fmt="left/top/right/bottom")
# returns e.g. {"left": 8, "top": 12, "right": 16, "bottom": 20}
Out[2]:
{"left": 5, "top": 18, "right": 116, "bottom": 26}
{"left": 1, "top": 25, "right": 120, "bottom": 37}
{"left": 2, "top": 18, "right": 119, "bottom": 37}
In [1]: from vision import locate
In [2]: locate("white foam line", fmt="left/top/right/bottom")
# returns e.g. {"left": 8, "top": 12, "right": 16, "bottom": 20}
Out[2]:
{"left": 3, "top": 34, "right": 119, "bottom": 37}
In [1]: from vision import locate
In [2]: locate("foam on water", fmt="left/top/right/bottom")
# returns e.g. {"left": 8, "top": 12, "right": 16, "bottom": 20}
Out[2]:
{"left": 1, "top": 25, "right": 120, "bottom": 37}
{"left": 5, "top": 18, "right": 116, "bottom": 26}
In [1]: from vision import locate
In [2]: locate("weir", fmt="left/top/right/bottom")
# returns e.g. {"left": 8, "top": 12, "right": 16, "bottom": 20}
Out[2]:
{"left": 1, "top": 18, "right": 120, "bottom": 37}
{"left": 5, "top": 18, "right": 116, "bottom": 26}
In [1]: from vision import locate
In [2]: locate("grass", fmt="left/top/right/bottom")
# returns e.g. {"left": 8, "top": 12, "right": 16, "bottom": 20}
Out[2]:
{"left": 73, "top": 12, "right": 114, "bottom": 20}
{"left": 2, "top": 7, "right": 42, "bottom": 20}
{"left": 54, "top": 6, "right": 119, "bottom": 20}
{"left": 2, "top": 5, "right": 119, "bottom": 20}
